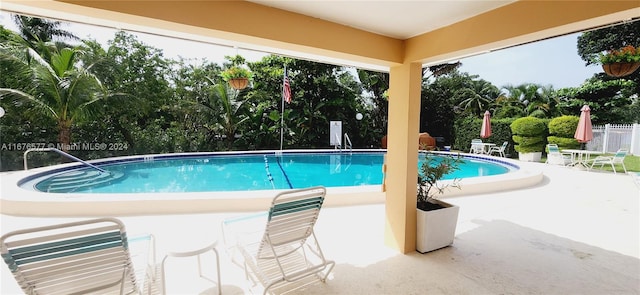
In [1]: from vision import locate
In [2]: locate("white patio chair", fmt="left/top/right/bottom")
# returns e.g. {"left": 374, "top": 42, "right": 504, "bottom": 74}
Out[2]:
{"left": 590, "top": 149, "right": 628, "bottom": 174}
{"left": 488, "top": 141, "right": 509, "bottom": 157}
{"left": 222, "top": 186, "right": 335, "bottom": 295}
{"left": 545, "top": 144, "right": 572, "bottom": 166}
{"left": 469, "top": 139, "right": 484, "bottom": 154}
{"left": 1, "top": 218, "right": 155, "bottom": 295}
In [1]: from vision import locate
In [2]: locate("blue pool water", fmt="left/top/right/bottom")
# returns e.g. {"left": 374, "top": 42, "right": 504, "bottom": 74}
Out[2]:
{"left": 29, "top": 152, "right": 513, "bottom": 193}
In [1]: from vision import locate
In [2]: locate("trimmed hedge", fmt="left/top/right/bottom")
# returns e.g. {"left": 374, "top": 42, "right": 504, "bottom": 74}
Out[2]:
{"left": 510, "top": 117, "right": 548, "bottom": 153}
{"left": 547, "top": 116, "right": 580, "bottom": 149}
{"left": 453, "top": 116, "right": 516, "bottom": 157}
{"left": 512, "top": 135, "right": 545, "bottom": 147}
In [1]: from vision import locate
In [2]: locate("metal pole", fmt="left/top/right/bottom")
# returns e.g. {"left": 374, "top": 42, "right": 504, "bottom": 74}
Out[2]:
{"left": 280, "top": 65, "right": 286, "bottom": 150}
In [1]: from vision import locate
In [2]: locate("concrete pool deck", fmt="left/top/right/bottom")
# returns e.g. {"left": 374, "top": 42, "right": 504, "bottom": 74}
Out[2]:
{"left": 1, "top": 161, "right": 639, "bottom": 294}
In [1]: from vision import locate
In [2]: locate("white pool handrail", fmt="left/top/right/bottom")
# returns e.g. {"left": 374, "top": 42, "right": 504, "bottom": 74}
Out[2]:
{"left": 23, "top": 147, "right": 108, "bottom": 173}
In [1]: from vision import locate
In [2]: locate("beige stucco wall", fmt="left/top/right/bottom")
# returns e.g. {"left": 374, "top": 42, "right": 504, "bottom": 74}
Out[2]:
{"left": 407, "top": 1, "right": 640, "bottom": 65}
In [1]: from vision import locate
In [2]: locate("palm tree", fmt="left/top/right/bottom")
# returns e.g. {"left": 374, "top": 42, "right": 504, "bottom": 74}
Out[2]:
{"left": 456, "top": 79, "right": 500, "bottom": 117}
{"left": 189, "top": 78, "right": 250, "bottom": 150}
{"left": 493, "top": 93, "right": 525, "bottom": 118}
{"left": 12, "top": 15, "right": 79, "bottom": 63}
{"left": 0, "top": 42, "right": 114, "bottom": 152}
{"left": 502, "top": 83, "right": 559, "bottom": 118}
{"left": 12, "top": 15, "right": 78, "bottom": 44}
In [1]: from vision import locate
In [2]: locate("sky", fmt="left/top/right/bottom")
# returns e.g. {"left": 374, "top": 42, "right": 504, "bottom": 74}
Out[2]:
{"left": 459, "top": 34, "right": 602, "bottom": 89}
{"left": 0, "top": 11, "right": 603, "bottom": 89}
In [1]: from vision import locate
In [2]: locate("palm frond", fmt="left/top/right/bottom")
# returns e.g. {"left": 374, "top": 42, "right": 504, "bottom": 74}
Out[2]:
{"left": 0, "top": 88, "right": 58, "bottom": 119}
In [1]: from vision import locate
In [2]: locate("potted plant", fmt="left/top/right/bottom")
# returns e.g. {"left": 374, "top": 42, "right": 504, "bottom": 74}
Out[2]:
{"left": 416, "top": 151, "right": 462, "bottom": 253}
{"left": 510, "top": 116, "right": 547, "bottom": 162}
{"left": 220, "top": 66, "right": 253, "bottom": 90}
{"left": 597, "top": 45, "right": 640, "bottom": 77}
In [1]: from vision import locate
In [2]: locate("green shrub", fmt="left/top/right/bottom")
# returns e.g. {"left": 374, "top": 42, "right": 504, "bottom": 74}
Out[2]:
{"left": 453, "top": 116, "right": 517, "bottom": 157}
{"left": 510, "top": 117, "right": 548, "bottom": 153}
{"left": 510, "top": 117, "right": 547, "bottom": 136}
{"left": 548, "top": 116, "right": 579, "bottom": 137}
{"left": 547, "top": 115, "right": 579, "bottom": 149}
{"left": 512, "top": 135, "right": 545, "bottom": 146}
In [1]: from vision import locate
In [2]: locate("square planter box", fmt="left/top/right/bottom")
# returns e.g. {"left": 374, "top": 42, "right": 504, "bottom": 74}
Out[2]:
{"left": 416, "top": 199, "right": 460, "bottom": 253}
{"left": 518, "top": 152, "right": 542, "bottom": 162}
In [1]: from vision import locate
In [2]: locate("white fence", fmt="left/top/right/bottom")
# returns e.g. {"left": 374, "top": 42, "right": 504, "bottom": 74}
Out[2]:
{"left": 587, "top": 124, "right": 640, "bottom": 156}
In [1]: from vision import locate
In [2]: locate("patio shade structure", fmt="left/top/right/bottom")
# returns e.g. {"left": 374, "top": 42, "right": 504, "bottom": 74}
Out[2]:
{"left": 1, "top": 1, "right": 638, "bottom": 255}
{"left": 480, "top": 110, "right": 492, "bottom": 139}
{"left": 574, "top": 105, "right": 594, "bottom": 146}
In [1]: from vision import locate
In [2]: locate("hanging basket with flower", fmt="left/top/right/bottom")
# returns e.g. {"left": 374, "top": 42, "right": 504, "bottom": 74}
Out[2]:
{"left": 220, "top": 66, "right": 253, "bottom": 90}
{"left": 597, "top": 45, "right": 640, "bottom": 77}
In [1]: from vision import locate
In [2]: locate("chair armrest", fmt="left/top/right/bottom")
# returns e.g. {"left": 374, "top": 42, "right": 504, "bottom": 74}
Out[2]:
{"left": 591, "top": 156, "right": 613, "bottom": 162}
{"left": 222, "top": 212, "right": 268, "bottom": 246}
{"left": 128, "top": 233, "right": 157, "bottom": 291}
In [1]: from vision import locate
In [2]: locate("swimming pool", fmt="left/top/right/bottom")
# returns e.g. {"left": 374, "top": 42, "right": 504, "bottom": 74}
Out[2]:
{"left": 2, "top": 150, "right": 542, "bottom": 217}
{"left": 22, "top": 151, "right": 512, "bottom": 193}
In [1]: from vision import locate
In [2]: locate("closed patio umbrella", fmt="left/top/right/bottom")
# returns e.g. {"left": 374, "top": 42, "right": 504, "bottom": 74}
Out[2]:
{"left": 574, "top": 105, "right": 593, "bottom": 149}
{"left": 480, "top": 110, "right": 492, "bottom": 138}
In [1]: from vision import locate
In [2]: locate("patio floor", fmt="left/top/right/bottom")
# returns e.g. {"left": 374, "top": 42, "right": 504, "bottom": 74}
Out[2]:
{"left": 2, "top": 161, "right": 639, "bottom": 294}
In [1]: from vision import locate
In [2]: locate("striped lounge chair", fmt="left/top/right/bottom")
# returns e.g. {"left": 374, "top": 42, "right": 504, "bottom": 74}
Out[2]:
{"left": 222, "top": 186, "right": 335, "bottom": 295}
{"left": 1, "top": 218, "right": 155, "bottom": 295}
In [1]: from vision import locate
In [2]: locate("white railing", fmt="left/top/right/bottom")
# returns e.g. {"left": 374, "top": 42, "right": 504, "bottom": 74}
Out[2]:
{"left": 587, "top": 123, "right": 640, "bottom": 155}
{"left": 343, "top": 133, "right": 353, "bottom": 153}
{"left": 24, "top": 148, "right": 108, "bottom": 173}
{"left": 334, "top": 133, "right": 353, "bottom": 153}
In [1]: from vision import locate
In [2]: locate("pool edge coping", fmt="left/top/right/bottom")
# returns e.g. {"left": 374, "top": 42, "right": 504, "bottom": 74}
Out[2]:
{"left": 1, "top": 150, "right": 543, "bottom": 217}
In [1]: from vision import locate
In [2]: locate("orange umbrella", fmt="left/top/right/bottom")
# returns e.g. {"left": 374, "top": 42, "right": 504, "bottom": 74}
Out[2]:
{"left": 574, "top": 105, "right": 593, "bottom": 143}
{"left": 480, "top": 110, "right": 492, "bottom": 138}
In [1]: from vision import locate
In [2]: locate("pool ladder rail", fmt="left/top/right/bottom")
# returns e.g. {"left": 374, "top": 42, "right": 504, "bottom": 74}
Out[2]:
{"left": 23, "top": 148, "right": 127, "bottom": 193}
{"left": 24, "top": 147, "right": 107, "bottom": 173}
{"left": 334, "top": 133, "right": 353, "bottom": 154}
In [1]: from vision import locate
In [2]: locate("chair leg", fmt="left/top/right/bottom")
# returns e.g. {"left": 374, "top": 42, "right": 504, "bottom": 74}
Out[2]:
{"left": 610, "top": 163, "right": 616, "bottom": 174}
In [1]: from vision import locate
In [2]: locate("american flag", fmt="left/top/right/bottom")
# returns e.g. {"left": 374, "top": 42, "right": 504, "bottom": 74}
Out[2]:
{"left": 283, "top": 70, "right": 291, "bottom": 104}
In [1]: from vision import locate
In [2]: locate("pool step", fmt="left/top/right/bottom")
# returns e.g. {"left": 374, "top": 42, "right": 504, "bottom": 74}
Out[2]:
{"left": 43, "top": 170, "right": 125, "bottom": 193}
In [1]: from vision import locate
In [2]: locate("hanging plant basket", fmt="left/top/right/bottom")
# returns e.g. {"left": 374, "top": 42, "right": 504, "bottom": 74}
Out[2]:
{"left": 602, "top": 62, "right": 640, "bottom": 77}
{"left": 228, "top": 78, "right": 249, "bottom": 90}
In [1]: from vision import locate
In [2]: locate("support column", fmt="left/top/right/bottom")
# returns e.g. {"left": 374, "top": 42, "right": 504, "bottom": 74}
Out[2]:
{"left": 384, "top": 62, "right": 422, "bottom": 254}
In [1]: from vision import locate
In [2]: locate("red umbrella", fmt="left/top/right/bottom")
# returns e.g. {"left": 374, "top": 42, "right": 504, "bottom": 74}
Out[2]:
{"left": 574, "top": 105, "right": 593, "bottom": 143}
{"left": 480, "top": 110, "right": 492, "bottom": 138}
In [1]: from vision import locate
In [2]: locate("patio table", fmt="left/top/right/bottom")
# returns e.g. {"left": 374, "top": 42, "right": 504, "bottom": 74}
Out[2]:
{"left": 561, "top": 149, "right": 602, "bottom": 169}
{"left": 478, "top": 143, "right": 496, "bottom": 154}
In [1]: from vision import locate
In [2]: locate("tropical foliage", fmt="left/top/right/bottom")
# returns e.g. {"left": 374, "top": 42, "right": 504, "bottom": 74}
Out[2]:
{"left": 577, "top": 21, "right": 640, "bottom": 95}
{"left": 0, "top": 40, "right": 117, "bottom": 152}
{"left": 1, "top": 14, "right": 639, "bottom": 171}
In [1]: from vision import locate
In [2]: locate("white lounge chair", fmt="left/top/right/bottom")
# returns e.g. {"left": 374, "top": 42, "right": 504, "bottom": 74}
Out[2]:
{"left": 590, "top": 149, "right": 628, "bottom": 174}
{"left": 545, "top": 144, "right": 572, "bottom": 166}
{"left": 488, "top": 141, "right": 509, "bottom": 157}
{"left": 1, "top": 218, "right": 155, "bottom": 295}
{"left": 222, "top": 186, "right": 335, "bottom": 295}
